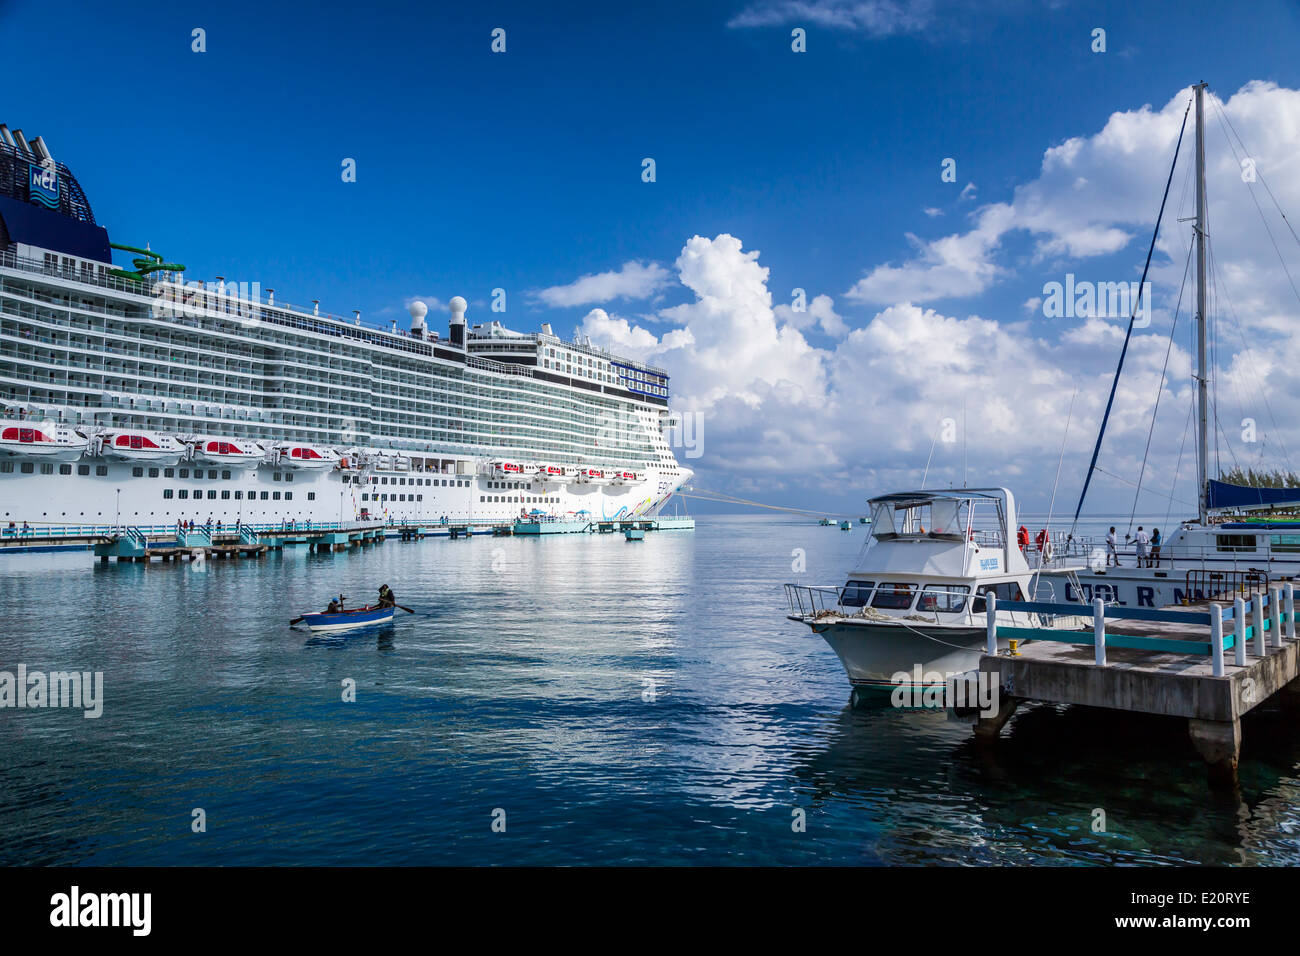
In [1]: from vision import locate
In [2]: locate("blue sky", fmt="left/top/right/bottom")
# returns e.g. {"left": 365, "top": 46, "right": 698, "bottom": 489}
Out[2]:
{"left": 7, "top": 0, "right": 1300, "bottom": 516}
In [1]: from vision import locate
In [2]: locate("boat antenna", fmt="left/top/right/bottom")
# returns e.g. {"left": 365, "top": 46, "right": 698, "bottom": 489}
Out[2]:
{"left": 1071, "top": 94, "right": 1193, "bottom": 533}
{"left": 920, "top": 417, "right": 941, "bottom": 487}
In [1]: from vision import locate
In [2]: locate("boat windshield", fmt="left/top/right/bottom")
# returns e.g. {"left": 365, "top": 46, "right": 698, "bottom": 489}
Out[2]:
{"left": 841, "top": 580, "right": 875, "bottom": 607}
{"left": 917, "top": 584, "right": 970, "bottom": 613}
{"left": 871, "top": 583, "right": 917, "bottom": 610}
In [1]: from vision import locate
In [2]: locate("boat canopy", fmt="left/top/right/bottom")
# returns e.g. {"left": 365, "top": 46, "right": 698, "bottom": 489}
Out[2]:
{"left": 1206, "top": 479, "right": 1300, "bottom": 511}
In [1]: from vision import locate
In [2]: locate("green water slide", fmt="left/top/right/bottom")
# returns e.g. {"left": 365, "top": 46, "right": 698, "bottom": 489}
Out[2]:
{"left": 108, "top": 243, "right": 186, "bottom": 283}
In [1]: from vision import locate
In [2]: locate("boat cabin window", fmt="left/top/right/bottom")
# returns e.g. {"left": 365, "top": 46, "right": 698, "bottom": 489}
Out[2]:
{"left": 917, "top": 585, "right": 970, "bottom": 613}
{"left": 840, "top": 581, "right": 874, "bottom": 607}
{"left": 1216, "top": 534, "right": 1257, "bottom": 553}
{"left": 971, "top": 582, "right": 1024, "bottom": 613}
{"left": 871, "top": 583, "right": 917, "bottom": 610}
{"left": 1270, "top": 534, "right": 1300, "bottom": 553}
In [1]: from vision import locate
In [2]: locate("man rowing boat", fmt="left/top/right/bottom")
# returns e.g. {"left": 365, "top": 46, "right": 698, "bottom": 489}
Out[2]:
{"left": 377, "top": 584, "right": 396, "bottom": 609}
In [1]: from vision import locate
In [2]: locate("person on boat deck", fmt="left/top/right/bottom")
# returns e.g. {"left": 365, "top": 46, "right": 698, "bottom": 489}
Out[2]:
{"left": 326, "top": 597, "right": 341, "bottom": 613}
{"left": 1016, "top": 525, "right": 1030, "bottom": 551}
{"left": 377, "top": 584, "right": 395, "bottom": 608}
{"left": 1131, "top": 526, "right": 1150, "bottom": 567}
{"left": 1035, "top": 528, "right": 1047, "bottom": 552}
{"left": 1106, "top": 527, "right": 1120, "bottom": 566}
{"left": 1150, "top": 528, "right": 1162, "bottom": 567}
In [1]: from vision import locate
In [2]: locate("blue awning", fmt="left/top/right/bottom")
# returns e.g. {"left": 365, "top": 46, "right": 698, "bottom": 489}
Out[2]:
{"left": 1206, "top": 479, "right": 1300, "bottom": 510}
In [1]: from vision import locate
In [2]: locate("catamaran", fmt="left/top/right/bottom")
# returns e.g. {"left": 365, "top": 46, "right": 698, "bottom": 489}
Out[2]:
{"left": 1050, "top": 83, "right": 1300, "bottom": 609}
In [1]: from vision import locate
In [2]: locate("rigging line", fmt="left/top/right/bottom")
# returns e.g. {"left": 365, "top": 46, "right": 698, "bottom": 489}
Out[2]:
{"left": 677, "top": 491, "right": 831, "bottom": 519}
{"left": 1207, "top": 242, "right": 1295, "bottom": 473}
{"left": 1043, "top": 388, "right": 1076, "bottom": 540}
{"left": 1093, "top": 465, "right": 1198, "bottom": 509}
{"left": 1211, "top": 100, "right": 1300, "bottom": 314}
{"left": 1072, "top": 98, "right": 1192, "bottom": 533}
{"left": 1212, "top": 95, "right": 1300, "bottom": 253}
{"left": 1165, "top": 401, "right": 1195, "bottom": 530}
{"left": 1127, "top": 241, "right": 1193, "bottom": 535}
{"left": 920, "top": 417, "right": 941, "bottom": 488}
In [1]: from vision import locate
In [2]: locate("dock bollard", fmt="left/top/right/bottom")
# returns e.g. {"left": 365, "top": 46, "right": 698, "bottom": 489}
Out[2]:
{"left": 1210, "top": 605, "right": 1225, "bottom": 678}
{"left": 1287, "top": 582, "right": 1296, "bottom": 641}
{"left": 985, "top": 593, "right": 997, "bottom": 655}
{"left": 1270, "top": 587, "right": 1283, "bottom": 649}
{"left": 1253, "top": 593, "right": 1266, "bottom": 657}
{"left": 1234, "top": 597, "right": 1248, "bottom": 665}
{"left": 1093, "top": 597, "right": 1106, "bottom": 667}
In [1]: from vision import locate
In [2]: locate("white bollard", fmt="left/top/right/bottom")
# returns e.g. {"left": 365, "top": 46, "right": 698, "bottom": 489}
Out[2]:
{"left": 1253, "top": 593, "right": 1266, "bottom": 657}
{"left": 1234, "top": 597, "right": 1248, "bottom": 665}
{"left": 1093, "top": 597, "right": 1106, "bottom": 666}
{"left": 1210, "top": 605, "right": 1224, "bottom": 678}
{"left": 986, "top": 593, "right": 998, "bottom": 655}
{"left": 1287, "top": 582, "right": 1296, "bottom": 641}
{"left": 1270, "top": 587, "right": 1283, "bottom": 649}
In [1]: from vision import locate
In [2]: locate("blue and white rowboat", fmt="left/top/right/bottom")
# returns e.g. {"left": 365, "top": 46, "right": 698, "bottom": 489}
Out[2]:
{"left": 297, "top": 605, "right": 395, "bottom": 633}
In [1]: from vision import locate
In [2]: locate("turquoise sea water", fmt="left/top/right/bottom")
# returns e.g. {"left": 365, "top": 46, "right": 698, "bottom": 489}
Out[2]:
{"left": 0, "top": 514, "right": 1296, "bottom": 865}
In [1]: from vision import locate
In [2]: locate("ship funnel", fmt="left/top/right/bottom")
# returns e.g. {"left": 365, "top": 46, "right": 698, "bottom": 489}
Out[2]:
{"left": 30, "top": 136, "right": 53, "bottom": 166}
{"left": 448, "top": 296, "right": 467, "bottom": 348}
{"left": 0, "top": 125, "right": 15, "bottom": 149}
{"left": 540, "top": 323, "right": 553, "bottom": 336}
{"left": 10, "top": 128, "right": 33, "bottom": 157}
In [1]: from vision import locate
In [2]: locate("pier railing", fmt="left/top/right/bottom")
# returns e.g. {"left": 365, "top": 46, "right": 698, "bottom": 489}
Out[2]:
{"left": 985, "top": 584, "right": 1297, "bottom": 678}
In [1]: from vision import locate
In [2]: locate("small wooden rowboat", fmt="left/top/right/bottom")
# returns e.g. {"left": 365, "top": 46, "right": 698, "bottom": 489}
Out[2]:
{"left": 295, "top": 604, "right": 395, "bottom": 633}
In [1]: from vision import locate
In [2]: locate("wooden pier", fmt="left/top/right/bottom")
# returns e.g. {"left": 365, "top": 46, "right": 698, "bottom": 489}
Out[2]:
{"left": 92, "top": 523, "right": 388, "bottom": 562}
{"left": 967, "top": 588, "right": 1300, "bottom": 785}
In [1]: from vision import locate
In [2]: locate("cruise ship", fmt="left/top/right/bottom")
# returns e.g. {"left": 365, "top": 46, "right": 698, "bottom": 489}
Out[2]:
{"left": 0, "top": 125, "right": 692, "bottom": 532}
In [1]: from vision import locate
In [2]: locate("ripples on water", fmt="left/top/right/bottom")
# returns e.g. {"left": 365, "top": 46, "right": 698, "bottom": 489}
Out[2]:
{"left": 0, "top": 515, "right": 1296, "bottom": 865}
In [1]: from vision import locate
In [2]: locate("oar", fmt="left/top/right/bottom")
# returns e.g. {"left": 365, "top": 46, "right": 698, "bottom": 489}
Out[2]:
{"left": 395, "top": 604, "right": 415, "bottom": 614}
{"left": 289, "top": 616, "right": 305, "bottom": 625}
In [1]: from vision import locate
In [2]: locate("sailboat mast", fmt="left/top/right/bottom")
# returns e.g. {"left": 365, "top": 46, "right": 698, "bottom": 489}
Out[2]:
{"left": 1194, "top": 82, "right": 1210, "bottom": 524}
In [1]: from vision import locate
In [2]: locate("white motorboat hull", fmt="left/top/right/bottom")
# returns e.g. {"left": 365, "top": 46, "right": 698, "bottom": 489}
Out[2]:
{"left": 808, "top": 618, "right": 1003, "bottom": 693}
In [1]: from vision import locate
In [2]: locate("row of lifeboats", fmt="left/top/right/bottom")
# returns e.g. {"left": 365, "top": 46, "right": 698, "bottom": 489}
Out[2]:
{"left": 0, "top": 422, "right": 346, "bottom": 471}
{"left": 490, "top": 461, "right": 644, "bottom": 485}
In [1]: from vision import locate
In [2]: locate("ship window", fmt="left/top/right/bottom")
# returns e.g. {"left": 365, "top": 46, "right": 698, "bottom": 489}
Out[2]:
{"left": 1271, "top": 535, "right": 1300, "bottom": 553}
{"left": 95, "top": 466, "right": 108, "bottom": 476}
{"left": 207, "top": 490, "right": 216, "bottom": 500}
{"left": 307, "top": 493, "right": 315, "bottom": 501}
{"left": 285, "top": 472, "right": 293, "bottom": 481}
{"left": 918, "top": 585, "right": 970, "bottom": 614}
{"left": 362, "top": 495, "right": 369, "bottom": 502}
{"left": 284, "top": 493, "right": 292, "bottom": 500}
{"left": 180, "top": 469, "right": 189, "bottom": 478}
{"left": 132, "top": 467, "right": 144, "bottom": 477}
{"left": 148, "top": 467, "right": 159, "bottom": 478}
{"left": 163, "top": 489, "right": 173, "bottom": 499}
{"left": 972, "top": 582, "right": 1025, "bottom": 613}
{"left": 480, "top": 496, "right": 485, "bottom": 502}
{"left": 417, "top": 495, "right": 422, "bottom": 501}
{"left": 260, "top": 492, "right": 269, "bottom": 500}
{"left": 78, "top": 465, "right": 90, "bottom": 475}
{"left": 39, "top": 463, "right": 53, "bottom": 475}
{"left": 871, "top": 583, "right": 917, "bottom": 610}
{"left": 273, "top": 472, "right": 281, "bottom": 481}
{"left": 164, "top": 468, "right": 174, "bottom": 478}
{"left": 222, "top": 470, "right": 231, "bottom": 480}
{"left": 841, "top": 581, "right": 874, "bottom": 607}
{"left": 221, "top": 490, "right": 230, "bottom": 499}
{"left": 273, "top": 492, "right": 281, "bottom": 500}
{"left": 178, "top": 490, "right": 189, "bottom": 499}
{"left": 59, "top": 464, "right": 71, "bottom": 475}
{"left": 208, "top": 470, "right": 218, "bottom": 479}
{"left": 234, "top": 491, "right": 243, "bottom": 500}
{"left": 1216, "top": 534, "right": 1256, "bottom": 552}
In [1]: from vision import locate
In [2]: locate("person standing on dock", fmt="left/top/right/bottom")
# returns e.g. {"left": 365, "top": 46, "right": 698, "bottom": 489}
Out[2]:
{"left": 1106, "top": 527, "right": 1120, "bottom": 566}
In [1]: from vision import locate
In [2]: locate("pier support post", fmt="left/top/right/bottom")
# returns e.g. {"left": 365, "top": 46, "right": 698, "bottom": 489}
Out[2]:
{"left": 1093, "top": 597, "right": 1106, "bottom": 666}
{"left": 1253, "top": 593, "right": 1266, "bottom": 657}
{"left": 1188, "top": 717, "right": 1241, "bottom": 787}
{"left": 1234, "top": 598, "right": 1248, "bottom": 665}
{"left": 973, "top": 694, "right": 1019, "bottom": 740}
{"left": 1287, "top": 582, "right": 1296, "bottom": 641}
{"left": 1270, "top": 587, "right": 1283, "bottom": 649}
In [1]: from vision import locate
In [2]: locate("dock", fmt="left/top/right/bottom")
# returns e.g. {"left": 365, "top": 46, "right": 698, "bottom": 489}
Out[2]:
{"left": 2, "top": 513, "right": 695, "bottom": 562}
{"left": 966, "top": 587, "right": 1300, "bottom": 784}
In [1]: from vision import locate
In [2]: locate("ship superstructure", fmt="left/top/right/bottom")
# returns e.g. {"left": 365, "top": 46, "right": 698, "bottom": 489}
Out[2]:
{"left": 0, "top": 125, "right": 691, "bottom": 530}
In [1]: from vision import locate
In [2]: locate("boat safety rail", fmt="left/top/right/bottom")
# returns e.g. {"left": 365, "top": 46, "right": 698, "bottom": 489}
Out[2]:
{"left": 1184, "top": 569, "right": 1267, "bottom": 603}
{"left": 784, "top": 584, "right": 846, "bottom": 617}
{"left": 982, "top": 585, "right": 1298, "bottom": 678}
